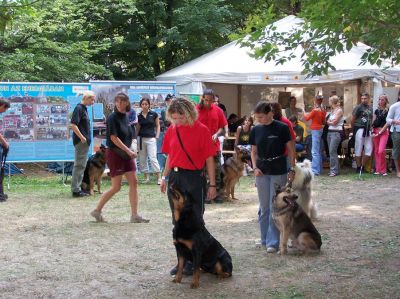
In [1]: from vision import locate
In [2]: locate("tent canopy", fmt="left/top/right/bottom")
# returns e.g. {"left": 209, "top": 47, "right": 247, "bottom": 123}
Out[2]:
{"left": 157, "top": 15, "right": 400, "bottom": 88}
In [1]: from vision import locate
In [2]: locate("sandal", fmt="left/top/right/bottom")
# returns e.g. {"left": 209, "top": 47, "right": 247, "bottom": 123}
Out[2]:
{"left": 130, "top": 215, "right": 150, "bottom": 223}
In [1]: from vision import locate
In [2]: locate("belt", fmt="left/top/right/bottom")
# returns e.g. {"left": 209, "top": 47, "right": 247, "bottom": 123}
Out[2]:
{"left": 172, "top": 167, "right": 202, "bottom": 173}
{"left": 259, "top": 155, "right": 284, "bottom": 162}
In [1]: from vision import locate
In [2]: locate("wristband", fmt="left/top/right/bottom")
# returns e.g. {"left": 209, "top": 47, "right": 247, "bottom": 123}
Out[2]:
{"left": 161, "top": 176, "right": 168, "bottom": 181}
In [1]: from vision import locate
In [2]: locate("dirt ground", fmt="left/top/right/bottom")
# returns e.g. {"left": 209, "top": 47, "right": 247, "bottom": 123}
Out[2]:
{"left": 0, "top": 166, "right": 399, "bottom": 298}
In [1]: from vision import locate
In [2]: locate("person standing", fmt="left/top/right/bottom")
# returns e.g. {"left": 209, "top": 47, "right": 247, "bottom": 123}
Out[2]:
{"left": 250, "top": 101, "right": 295, "bottom": 253}
{"left": 384, "top": 93, "right": 400, "bottom": 177}
{"left": 196, "top": 89, "right": 227, "bottom": 203}
{"left": 214, "top": 94, "right": 228, "bottom": 118}
{"left": 351, "top": 93, "right": 373, "bottom": 173}
{"left": 160, "top": 94, "right": 174, "bottom": 132}
{"left": 91, "top": 93, "right": 149, "bottom": 223}
{"left": 128, "top": 107, "right": 138, "bottom": 153}
{"left": 137, "top": 97, "right": 161, "bottom": 184}
{"left": 0, "top": 99, "right": 10, "bottom": 202}
{"left": 303, "top": 95, "right": 326, "bottom": 176}
{"left": 285, "top": 96, "right": 302, "bottom": 119}
{"left": 371, "top": 95, "right": 390, "bottom": 176}
{"left": 70, "top": 90, "right": 95, "bottom": 197}
{"left": 0, "top": 99, "right": 11, "bottom": 151}
{"left": 160, "top": 97, "right": 216, "bottom": 275}
{"left": 326, "top": 95, "right": 344, "bottom": 177}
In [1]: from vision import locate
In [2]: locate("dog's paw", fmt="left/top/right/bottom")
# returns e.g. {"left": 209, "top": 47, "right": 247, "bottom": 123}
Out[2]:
{"left": 190, "top": 282, "right": 199, "bottom": 289}
{"left": 172, "top": 278, "right": 182, "bottom": 283}
{"left": 278, "top": 249, "right": 288, "bottom": 255}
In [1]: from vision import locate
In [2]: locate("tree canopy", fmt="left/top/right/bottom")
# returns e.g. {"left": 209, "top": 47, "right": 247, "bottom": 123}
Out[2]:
{"left": 242, "top": 0, "right": 400, "bottom": 77}
{"left": 1, "top": 0, "right": 399, "bottom": 81}
{"left": 0, "top": 0, "right": 264, "bottom": 81}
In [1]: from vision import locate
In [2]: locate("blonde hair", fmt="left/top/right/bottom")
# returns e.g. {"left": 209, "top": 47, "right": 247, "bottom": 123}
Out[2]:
{"left": 82, "top": 90, "right": 95, "bottom": 100}
{"left": 167, "top": 97, "right": 198, "bottom": 125}
{"left": 329, "top": 95, "right": 340, "bottom": 105}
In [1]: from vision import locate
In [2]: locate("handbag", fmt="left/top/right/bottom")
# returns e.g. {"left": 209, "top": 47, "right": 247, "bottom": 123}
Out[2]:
{"left": 111, "top": 147, "right": 132, "bottom": 161}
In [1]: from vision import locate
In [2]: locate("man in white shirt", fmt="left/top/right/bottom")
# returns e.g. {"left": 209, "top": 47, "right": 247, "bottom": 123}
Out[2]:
{"left": 386, "top": 96, "right": 400, "bottom": 178}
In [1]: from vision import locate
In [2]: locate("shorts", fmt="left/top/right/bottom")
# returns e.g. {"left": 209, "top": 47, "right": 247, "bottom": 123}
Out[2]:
{"left": 354, "top": 128, "right": 373, "bottom": 156}
{"left": 106, "top": 148, "right": 136, "bottom": 177}
{"left": 391, "top": 132, "right": 400, "bottom": 160}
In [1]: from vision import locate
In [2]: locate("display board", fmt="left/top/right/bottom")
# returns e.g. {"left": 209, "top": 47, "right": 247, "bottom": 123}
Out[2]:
{"left": 0, "top": 82, "right": 92, "bottom": 162}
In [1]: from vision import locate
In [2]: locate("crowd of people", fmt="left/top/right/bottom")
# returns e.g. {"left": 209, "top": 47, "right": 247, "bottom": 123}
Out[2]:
{"left": 0, "top": 84, "right": 398, "bottom": 270}
{"left": 62, "top": 87, "right": 400, "bottom": 270}
{"left": 1, "top": 86, "right": 399, "bottom": 276}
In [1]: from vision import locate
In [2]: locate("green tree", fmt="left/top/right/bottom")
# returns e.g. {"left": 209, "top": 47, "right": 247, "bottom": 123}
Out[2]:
{"left": 0, "top": 0, "right": 112, "bottom": 81}
{"left": 77, "top": 0, "right": 255, "bottom": 79}
{"left": 243, "top": 0, "right": 400, "bottom": 77}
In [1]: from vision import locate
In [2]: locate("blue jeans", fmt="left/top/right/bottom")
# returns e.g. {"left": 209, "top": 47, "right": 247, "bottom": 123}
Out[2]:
{"left": 311, "top": 129, "right": 323, "bottom": 175}
{"left": 255, "top": 173, "right": 287, "bottom": 249}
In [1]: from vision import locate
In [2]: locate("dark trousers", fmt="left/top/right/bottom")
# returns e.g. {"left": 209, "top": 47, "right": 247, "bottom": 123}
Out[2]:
{"left": 167, "top": 168, "right": 207, "bottom": 224}
{"left": 213, "top": 152, "right": 224, "bottom": 197}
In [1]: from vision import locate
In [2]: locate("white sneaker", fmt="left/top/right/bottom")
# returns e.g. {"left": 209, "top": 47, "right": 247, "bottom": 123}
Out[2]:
{"left": 266, "top": 247, "right": 277, "bottom": 253}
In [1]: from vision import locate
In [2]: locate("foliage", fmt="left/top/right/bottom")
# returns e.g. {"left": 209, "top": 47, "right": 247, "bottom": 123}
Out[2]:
{"left": 242, "top": 0, "right": 400, "bottom": 77}
{"left": 0, "top": 0, "right": 113, "bottom": 81}
{"left": 1, "top": 0, "right": 259, "bottom": 81}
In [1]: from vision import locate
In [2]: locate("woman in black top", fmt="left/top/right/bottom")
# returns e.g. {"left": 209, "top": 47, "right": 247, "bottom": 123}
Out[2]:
{"left": 90, "top": 93, "right": 149, "bottom": 223}
{"left": 372, "top": 94, "right": 390, "bottom": 175}
{"left": 249, "top": 101, "right": 295, "bottom": 253}
{"left": 137, "top": 98, "right": 161, "bottom": 184}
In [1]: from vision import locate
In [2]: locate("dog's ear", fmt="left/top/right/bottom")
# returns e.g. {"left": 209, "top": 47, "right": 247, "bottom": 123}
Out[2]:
{"left": 275, "top": 184, "right": 282, "bottom": 195}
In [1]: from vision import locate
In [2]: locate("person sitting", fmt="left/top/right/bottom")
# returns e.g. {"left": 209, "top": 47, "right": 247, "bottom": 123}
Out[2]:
{"left": 289, "top": 115, "right": 305, "bottom": 153}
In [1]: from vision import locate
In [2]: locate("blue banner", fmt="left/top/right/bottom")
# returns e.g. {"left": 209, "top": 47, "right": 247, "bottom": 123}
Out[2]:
{"left": 0, "top": 82, "right": 92, "bottom": 162}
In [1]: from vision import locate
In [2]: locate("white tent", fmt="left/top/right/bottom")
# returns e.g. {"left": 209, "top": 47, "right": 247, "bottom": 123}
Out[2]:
{"left": 156, "top": 15, "right": 400, "bottom": 116}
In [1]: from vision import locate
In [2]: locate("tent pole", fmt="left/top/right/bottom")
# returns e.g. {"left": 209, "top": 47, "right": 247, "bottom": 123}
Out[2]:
{"left": 237, "top": 84, "right": 242, "bottom": 117}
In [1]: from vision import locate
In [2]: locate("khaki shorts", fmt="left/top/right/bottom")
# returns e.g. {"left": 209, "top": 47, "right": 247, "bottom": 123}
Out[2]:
{"left": 391, "top": 132, "right": 400, "bottom": 160}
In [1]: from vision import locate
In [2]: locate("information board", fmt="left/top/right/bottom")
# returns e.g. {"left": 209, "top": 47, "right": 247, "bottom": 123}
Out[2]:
{"left": 0, "top": 82, "right": 92, "bottom": 162}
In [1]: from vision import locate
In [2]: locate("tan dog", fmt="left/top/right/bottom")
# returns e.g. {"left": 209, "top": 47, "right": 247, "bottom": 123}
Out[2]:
{"left": 222, "top": 145, "right": 250, "bottom": 201}
{"left": 81, "top": 144, "right": 107, "bottom": 195}
{"left": 272, "top": 185, "right": 322, "bottom": 255}
{"left": 292, "top": 159, "right": 317, "bottom": 219}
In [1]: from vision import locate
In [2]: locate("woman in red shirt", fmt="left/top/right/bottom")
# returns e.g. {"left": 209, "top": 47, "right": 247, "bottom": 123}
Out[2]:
{"left": 160, "top": 97, "right": 217, "bottom": 276}
{"left": 303, "top": 95, "right": 326, "bottom": 175}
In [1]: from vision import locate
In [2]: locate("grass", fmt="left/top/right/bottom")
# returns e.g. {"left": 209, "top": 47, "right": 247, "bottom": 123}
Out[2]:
{"left": 1, "top": 170, "right": 400, "bottom": 298}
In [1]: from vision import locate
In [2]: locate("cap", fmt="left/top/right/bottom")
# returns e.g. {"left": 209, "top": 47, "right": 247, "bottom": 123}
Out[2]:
{"left": 165, "top": 94, "right": 174, "bottom": 101}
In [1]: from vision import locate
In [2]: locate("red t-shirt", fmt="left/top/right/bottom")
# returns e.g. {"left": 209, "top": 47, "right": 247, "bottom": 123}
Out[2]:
{"left": 162, "top": 121, "right": 216, "bottom": 170}
{"left": 196, "top": 104, "right": 228, "bottom": 152}
{"left": 279, "top": 116, "right": 296, "bottom": 156}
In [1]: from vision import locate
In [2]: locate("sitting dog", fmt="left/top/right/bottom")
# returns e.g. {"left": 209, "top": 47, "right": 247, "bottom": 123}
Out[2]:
{"left": 169, "top": 185, "right": 232, "bottom": 288}
{"left": 81, "top": 144, "right": 107, "bottom": 195}
{"left": 291, "top": 159, "right": 317, "bottom": 219}
{"left": 222, "top": 145, "right": 251, "bottom": 201}
{"left": 272, "top": 185, "right": 322, "bottom": 255}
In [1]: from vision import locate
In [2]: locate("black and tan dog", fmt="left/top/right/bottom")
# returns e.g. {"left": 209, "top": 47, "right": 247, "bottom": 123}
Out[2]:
{"left": 81, "top": 144, "right": 107, "bottom": 195}
{"left": 272, "top": 185, "right": 322, "bottom": 255}
{"left": 169, "top": 185, "right": 232, "bottom": 288}
{"left": 222, "top": 145, "right": 251, "bottom": 201}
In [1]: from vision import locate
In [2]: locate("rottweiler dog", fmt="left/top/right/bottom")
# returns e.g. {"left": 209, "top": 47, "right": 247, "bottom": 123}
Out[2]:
{"left": 169, "top": 185, "right": 232, "bottom": 288}
{"left": 81, "top": 144, "right": 106, "bottom": 195}
{"left": 272, "top": 185, "right": 322, "bottom": 255}
{"left": 222, "top": 145, "right": 251, "bottom": 201}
